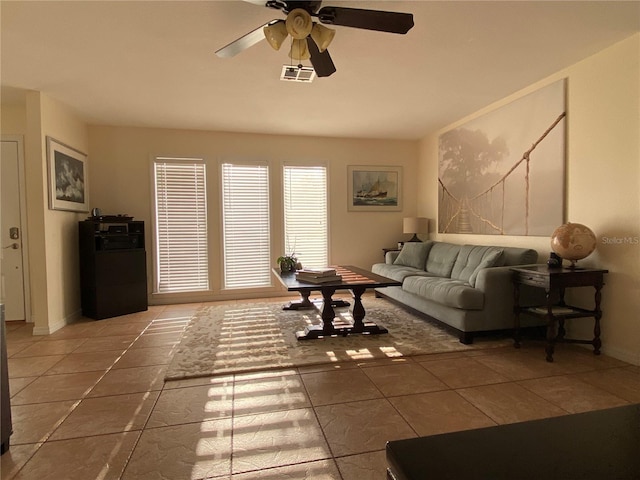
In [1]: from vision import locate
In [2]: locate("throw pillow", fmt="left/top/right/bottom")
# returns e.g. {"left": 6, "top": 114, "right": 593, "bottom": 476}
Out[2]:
{"left": 468, "top": 248, "right": 505, "bottom": 287}
{"left": 393, "top": 241, "right": 433, "bottom": 270}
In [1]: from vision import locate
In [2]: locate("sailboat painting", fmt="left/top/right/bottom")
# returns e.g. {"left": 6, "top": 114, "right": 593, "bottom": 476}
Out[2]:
{"left": 348, "top": 166, "right": 402, "bottom": 211}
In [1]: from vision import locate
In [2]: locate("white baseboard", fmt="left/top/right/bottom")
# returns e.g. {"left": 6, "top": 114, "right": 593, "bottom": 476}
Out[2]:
{"left": 600, "top": 344, "right": 640, "bottom": 366}
{"left": 579, "top": 342, "right": 640, "bottom": 366}
{"left": 32, "top": 308, "right": 83, "bottom": 335}
{"left": 33, "top": 321, "right": 64, "bottom": 335}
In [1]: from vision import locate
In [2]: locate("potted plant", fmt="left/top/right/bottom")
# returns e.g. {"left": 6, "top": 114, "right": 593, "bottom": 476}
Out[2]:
{"left": 277, "top": 254, "right": 299, "bottom": 273}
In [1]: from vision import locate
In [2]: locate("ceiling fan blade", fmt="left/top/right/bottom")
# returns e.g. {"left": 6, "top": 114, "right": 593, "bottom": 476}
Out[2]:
{"left": 317, "top": 6, "right": 414, "bottom": 34}
{"left": 215, "top": 21, "right": 277, "bottom": 58}
{"left": 306, "top": 36, "right": 336, "bottom": 77}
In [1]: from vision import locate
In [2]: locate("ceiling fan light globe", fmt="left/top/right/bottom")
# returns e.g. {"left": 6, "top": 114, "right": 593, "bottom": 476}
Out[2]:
{"left": 289, "top": 38, "right": 310, "bottom": 60}
{"left": 310, "top": 23, "right": 335, "bottom": 52}
{"left": 263, "top": 20, "right": 288, "bottom": 50}
{"left": 286, "top": 8, "right": 313, "bottom": 39}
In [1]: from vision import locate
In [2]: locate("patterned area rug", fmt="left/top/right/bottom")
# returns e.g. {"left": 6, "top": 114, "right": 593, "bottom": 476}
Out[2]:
{"left": 165, "top": 297, "right": 511, "bottom": 381}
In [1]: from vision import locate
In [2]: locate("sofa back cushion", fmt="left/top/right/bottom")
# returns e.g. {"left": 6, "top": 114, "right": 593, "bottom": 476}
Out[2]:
{"left": 451, "top": 245, "right": 505, "bottom": 286}
{"left": 393, "top": 241, "right": 433, "bottom": 270}
{"left": 425, "top": 242, "right": 461, "bottom": 277}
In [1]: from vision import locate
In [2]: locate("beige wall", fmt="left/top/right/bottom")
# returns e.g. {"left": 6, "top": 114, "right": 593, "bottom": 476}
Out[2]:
{"left": 1, "top": 103, "right": 27, "bottom": 133}
{"left": 88, "top": 127, "right": 419, "bottom": 303}
{"left": 2, "top": 92, "right": 88, "bottom": 334}
{"left": 419, "top": 34, "right": 640, "bottom": 364}
{"left": 38, "top": 93, "right": 89, "bottom": 333}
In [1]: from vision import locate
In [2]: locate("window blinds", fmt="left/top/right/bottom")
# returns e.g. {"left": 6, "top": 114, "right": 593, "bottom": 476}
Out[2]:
{"left": 153, "top": 158, "right": 209, "bottom": 293}
{"left": 283, "top": 165, "right": 328, "bottom": 269}
{"left": 221, "top": 163, "right": 271, "bottom": 289}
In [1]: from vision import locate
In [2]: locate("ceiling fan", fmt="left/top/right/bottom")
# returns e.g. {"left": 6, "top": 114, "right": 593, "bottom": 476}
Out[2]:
{"left": 215, "top": 0, "right": 414, "bottom": 77}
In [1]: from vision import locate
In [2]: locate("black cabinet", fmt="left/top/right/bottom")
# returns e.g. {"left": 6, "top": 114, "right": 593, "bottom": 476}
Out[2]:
{"left": 79, "top": 219, "right": 148, "bottom": 319}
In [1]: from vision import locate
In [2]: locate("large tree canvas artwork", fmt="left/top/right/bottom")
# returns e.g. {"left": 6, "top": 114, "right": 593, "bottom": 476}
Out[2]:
{"left": 438, "top": 80, "right": 565, "bottom": 236}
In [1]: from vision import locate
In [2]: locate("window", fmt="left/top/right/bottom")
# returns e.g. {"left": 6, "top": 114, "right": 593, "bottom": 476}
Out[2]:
{"left": 221, "top": 162, "right": 271, "bottom": 289}
{"left": 153, "top": 158, "right": 209, "bottom": 293}
{"left": 283, "top": 165, "right": 328, "bottom": 268}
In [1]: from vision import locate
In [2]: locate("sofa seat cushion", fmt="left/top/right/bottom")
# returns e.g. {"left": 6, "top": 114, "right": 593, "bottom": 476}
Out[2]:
{"left": 393, "top": 241, "right": 433, "bottom": 269}
{"left": 451, "top": 245, "right": 506, "bottom": 287}
{"left": 425, "top": 243, "right": 461, "bottom": 277}
{"left": 402, "top": 276, "right": 484, "bottom": 310}
{"left": 371, "top": 263, "right": 436, "bottom": 283}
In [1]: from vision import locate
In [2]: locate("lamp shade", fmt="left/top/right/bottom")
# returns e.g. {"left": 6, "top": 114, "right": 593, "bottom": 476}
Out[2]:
{"left": 403, "top": 217, "right": 429, "bottom": 242}
{"left": 310, "top": 23, "right": 335, "bottom": 52}
{"left": 289, "top": 38, "right": 310, "bottom": 60}
{"left": 403, "top": 217, "right": 428, "bottom": 234}
{"left": 264, "top": 20, "right": 288, "bottom": 51}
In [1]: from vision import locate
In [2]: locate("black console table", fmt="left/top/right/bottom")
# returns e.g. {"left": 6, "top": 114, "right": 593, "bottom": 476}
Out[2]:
{"left": 511, "top": 265, "right": 608, "bottom": 362}
{"left": 387, "top": 404, "right": 640, "bottom": 480}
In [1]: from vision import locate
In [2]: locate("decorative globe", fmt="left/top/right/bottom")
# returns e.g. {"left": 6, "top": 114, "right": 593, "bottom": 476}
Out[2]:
{"left": 550, "top": 222, "right": 597, "bottom": 267}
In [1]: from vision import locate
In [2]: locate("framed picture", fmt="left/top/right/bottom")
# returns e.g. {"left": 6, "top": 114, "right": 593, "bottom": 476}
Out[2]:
{"left": 46, "top": 136, "right": 89, "bottom": 212}
{"left": 348, "top": 165, "right": 402, "bottom": 211}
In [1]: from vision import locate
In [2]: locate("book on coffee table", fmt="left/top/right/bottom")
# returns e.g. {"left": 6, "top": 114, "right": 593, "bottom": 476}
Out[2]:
{"left": 296, "top": 268, "right": 337, "bottom": 277}
{"left": 295, "top": 271, "right": 342, "bottom": 283}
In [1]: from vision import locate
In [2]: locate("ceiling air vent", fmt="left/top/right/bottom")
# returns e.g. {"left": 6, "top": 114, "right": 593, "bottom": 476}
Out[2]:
{"left": 280, "top": 65, "right": 316, "bottom": 83}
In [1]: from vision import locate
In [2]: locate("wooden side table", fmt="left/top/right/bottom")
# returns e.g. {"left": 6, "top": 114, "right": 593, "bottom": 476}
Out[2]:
{"left": 511, "top": 265, "right": 608, "bottom": 362}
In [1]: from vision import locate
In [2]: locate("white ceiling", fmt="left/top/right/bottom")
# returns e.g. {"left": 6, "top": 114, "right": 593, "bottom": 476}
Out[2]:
{"left": 1, "top": 1, "right": 639, "bottom": 140}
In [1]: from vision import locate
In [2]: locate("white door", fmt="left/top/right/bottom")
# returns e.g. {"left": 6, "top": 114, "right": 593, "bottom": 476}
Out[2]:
{"left": 1, "top": 138, "right": 26, "bottom": 321}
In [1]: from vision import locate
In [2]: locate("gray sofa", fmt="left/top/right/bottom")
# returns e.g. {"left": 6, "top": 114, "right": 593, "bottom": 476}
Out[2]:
{"left": 372, "top": 241, "right": 544, "bottom": 343}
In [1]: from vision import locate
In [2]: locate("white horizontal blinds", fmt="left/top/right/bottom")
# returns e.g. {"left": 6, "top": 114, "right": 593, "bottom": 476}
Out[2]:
{"left": 154, "top": 158, "right": 209, "bottom": 293}
{"left": 221, "top": 162, "right": 271, "bottom": 289}
{"left": 283, "top": 165, "right": 328, "bottom": 269}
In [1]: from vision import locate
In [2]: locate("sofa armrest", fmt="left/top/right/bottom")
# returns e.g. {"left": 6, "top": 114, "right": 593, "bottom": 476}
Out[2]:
{"left": 474, "top": 266, "right": 514, "bottom": 301}
{"left": 386, "top": 251, "right": 401, "bottom": 264}
{"left": 474, "top": 266, "right": 547, "bottom": 326}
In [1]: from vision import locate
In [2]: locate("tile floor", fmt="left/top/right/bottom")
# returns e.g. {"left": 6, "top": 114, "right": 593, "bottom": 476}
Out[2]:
{"left": 2, "top": 298, "right": 639, "bottom": 479}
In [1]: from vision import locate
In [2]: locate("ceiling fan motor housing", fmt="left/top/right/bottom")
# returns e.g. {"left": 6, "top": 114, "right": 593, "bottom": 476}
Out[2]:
{"left": 266, "top": 1, "right": 322, "bottom": 15}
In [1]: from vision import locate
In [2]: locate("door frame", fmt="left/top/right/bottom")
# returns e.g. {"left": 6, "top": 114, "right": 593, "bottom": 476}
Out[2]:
{"left": 1, "top": 135, "right": 31, "bottom": 323}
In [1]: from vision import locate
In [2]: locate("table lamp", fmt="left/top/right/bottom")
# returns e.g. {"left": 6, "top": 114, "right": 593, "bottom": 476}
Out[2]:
{"left": 403, "top": 217, "right": 429, "bottom": 242}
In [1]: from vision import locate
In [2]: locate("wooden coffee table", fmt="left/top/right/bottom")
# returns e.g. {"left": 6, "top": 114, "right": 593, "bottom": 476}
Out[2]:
{"left": 273, "top": 265, "right": 401, "bottom": 340}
